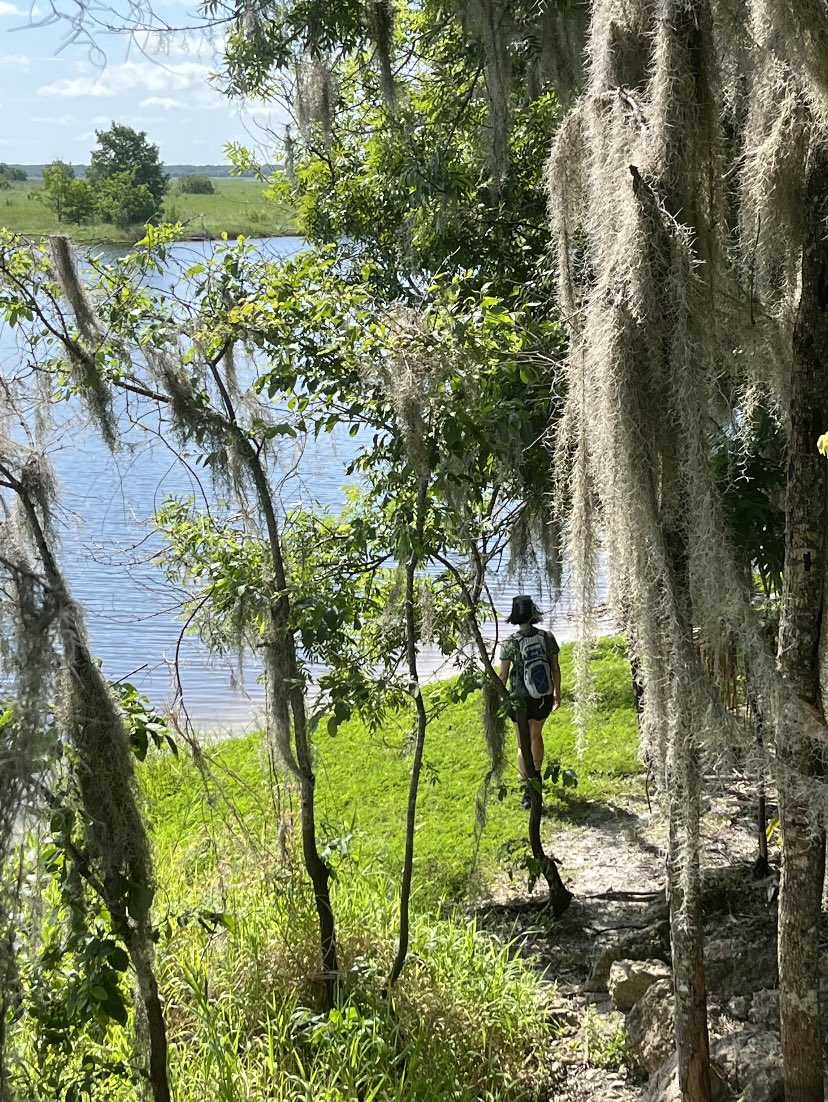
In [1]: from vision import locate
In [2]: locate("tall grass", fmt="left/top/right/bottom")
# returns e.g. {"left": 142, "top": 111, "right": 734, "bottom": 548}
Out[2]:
{"left": 155, "top": 868, "right": 549, "bottom": 1101}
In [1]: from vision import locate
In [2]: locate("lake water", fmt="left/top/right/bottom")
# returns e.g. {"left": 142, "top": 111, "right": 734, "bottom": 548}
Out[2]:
{"left": 2, "top": 236, "right": 611, "bottom": 731}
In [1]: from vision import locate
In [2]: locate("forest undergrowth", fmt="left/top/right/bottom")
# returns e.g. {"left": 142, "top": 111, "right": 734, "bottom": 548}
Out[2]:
{"left": 114, "top": 636, "right": 640, "bottom": 1101}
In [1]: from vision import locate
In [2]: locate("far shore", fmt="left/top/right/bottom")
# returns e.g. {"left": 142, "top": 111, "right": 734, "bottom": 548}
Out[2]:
{"left": 1, "top": 177, "right": 296, "bottom": 246}
{"left": 9, "top": 226, "right": 301, "bottom": 248}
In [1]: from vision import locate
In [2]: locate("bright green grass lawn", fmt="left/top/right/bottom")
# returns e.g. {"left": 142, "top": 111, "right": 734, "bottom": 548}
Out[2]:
{"left": 0, "top": 178, "right": 295, "bottom": 243}
{"left": 146, "top": 636, "right": 642, "bottom": 907}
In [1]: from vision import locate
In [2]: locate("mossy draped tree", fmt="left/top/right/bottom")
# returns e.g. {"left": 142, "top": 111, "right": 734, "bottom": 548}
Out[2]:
{"left": 549, "top": 0, "right": 828, "bottom": 1096}
{"left": 0, "top": 452, "right": 171, "bottom": 1102}
{"left": 0, "top": 233, "right": 341, "bottom": 1008}
{"left": 775, "top": 137, "right": 828, "bottom": 1102}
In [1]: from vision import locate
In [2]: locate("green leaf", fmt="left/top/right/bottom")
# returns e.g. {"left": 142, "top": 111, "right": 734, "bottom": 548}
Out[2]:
{"left": 107, "top": 946, "right": 130, "bottom": 972}
{"left": 219, "top": 912, "right": 238, "bottom": 934}
{"left": 127, "top": 883, "right": 154, "bottom": 921}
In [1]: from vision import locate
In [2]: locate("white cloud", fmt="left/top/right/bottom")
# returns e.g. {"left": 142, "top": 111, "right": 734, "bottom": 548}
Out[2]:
{"left": 38, "top": 59, "right": 212, "bottom": 99}
{"left": 140, "top": 96, "right": 186, "bottom": 110}
{"left": 31, "top": 113, "right": 75, "bottom": 126}
{"left": 1, "top": 53, "right": 30, "bottom": 67}
{"left": 0, "top": 3, "right": 22, "bottom": 16}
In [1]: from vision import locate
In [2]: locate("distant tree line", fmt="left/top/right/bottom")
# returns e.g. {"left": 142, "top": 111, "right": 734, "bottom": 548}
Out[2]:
{"left": 14, "top": 163, "right": 278, "bottom": 179}
{"left": 0, "top": 164, "right": 27, "bottom": 188}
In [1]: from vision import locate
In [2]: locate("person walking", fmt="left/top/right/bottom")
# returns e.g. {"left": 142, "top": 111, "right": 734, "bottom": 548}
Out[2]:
{"left": 498, "top": 595, "right": 561, "bottom": 808}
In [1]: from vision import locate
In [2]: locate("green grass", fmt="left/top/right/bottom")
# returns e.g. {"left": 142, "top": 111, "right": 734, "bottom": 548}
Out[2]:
{"left": 148, "top": 635, "right": 642, "bottom": 905}
{"left": 0, "top": 178, "right": 295, "bottom": 243}
{"left": 10, "top": 637, "right": 641, "bottom": 1101}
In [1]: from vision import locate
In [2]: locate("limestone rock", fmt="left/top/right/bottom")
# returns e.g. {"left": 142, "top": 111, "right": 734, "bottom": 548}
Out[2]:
{"left": 704, "top": 936, "right": 777, "bottom": 1000}
{"left": 643, "top": 1055, "right": 730, "bottom": 1102}
{"left": 609, "top": 958, "right": 672, "bottom": 1012}
{"left": 627, "top": 978, "right": 675, "bottom": 1073}
{"left": 587, "top": 921, "right": 671, "bottom": 991}
{"left": 747, "top": 988, "right": 778, "bottom": 1031}
{"left": 709, "top": 1030, "right": 784, "bottom": 1102}
{"left": 727, "top": 994, "right": 751, "bottom": 1021}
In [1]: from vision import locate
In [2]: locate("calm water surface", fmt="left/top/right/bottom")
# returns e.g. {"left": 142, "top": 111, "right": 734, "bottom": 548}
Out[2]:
{"left": 3, "top": 236, "right": 610, "bottom": 730}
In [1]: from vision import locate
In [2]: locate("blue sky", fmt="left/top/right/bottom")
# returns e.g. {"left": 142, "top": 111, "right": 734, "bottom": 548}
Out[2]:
{"left": 0, "top": 0, "right": 290, "bottom": 164}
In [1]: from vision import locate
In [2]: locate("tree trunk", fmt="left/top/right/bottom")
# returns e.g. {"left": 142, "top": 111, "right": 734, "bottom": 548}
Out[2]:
{"left": 129, "top": 935, "right": 171, "bottom": 1102}
{"left": 776, "top": 136, "right": 828, "bottom": 1102}
{"left": 514, "top": 708, "right": 572, "bottom": 913}
{"left": 289, "top": 677, "right": 339, "bottom": 1004}
{"left": 667, "top": 737, "right": 712, "bottom": 1102}
{"left": 388, "top": 480, "right": 429, "bottom": 987}
{"left": 203, "top": 360, "right": 339, "bottom": 1004}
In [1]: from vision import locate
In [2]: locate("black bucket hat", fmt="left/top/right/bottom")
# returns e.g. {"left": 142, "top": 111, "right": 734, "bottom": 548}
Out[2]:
{"left": 506, "top": 595, "right": 542, "bottom": 625}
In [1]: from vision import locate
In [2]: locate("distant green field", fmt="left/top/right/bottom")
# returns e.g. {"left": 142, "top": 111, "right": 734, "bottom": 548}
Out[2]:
{"left": 0, "top": 178, "right": 296, "bottom": 243}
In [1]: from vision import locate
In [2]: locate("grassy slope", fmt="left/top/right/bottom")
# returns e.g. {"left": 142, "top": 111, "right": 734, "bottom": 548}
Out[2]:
{"left": 12, "top": 638, "right": 640, "bottom": 1101}
{"left": 147, "top": 636, "right": 641, "bottom": 906}
{"left": 0, "top": 178, "right": 295, "bottom": 243}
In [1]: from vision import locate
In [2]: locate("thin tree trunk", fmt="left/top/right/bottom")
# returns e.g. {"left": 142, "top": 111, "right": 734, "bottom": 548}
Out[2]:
{"left": 514, "top": 707, "right": 572, "bottom": 911}
{"left": 129, "top": 936, "right": 171, "bottom": 1102}
{"left": 389, "top": 479, "right": 429, "bottom": 987}
{"left": 667, "top": 738, "right": 711, "bottom": 1102}
{"left": 776, "top": 136, "right": 828, "bottom": 1102}
{"left": 205, "top": 357, "right": 339, "bottom": 1001}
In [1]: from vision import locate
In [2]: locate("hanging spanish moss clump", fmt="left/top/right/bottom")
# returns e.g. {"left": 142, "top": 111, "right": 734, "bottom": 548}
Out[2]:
{"left": 0, "top": 448, "right": 63, "bottom": 1097}
{"left": 48, "top": 236, "right": 117, "bottom": 450}
{"left": 472, "top": 677, "right": 506, "bottom": 844}
{"left": 262, "top": 630, "right": 301, "bottom": 777}
{"left": 295, "top": 55, "right": 337, "bottom": 142}
{"left": 145, "top": 347, "right": 245, "bottom": 491}
{"left": 548, "top": 0, "right": 828, "bottom": 1090}
{"left": 750, "top": 0, "right": 828, "bottom": 120}
{"left": 458, "top": 0, "right": 513, "bottom": 191}
{"left": 547, "top": 0, "right": 740, "bottom": 1089}
{"left": 534, "top": 0, "right": 589, "bottom": 104}
{"left": 48, "top": 237, "right": 98, "bottom": 343}
{"left": 0, "top": 443, "right": 170, "bottom": 1101}
{"left": 367, "top": 0, "right": 395, "bottom": 105}
{"left": 380, "top": 306, "right": 444, "bottom": 481}
{"left": 507, "top": 508, "right": 563, "bottom": 603}
{"left": 736, "top": 32, "right": 810, "bottom": 378}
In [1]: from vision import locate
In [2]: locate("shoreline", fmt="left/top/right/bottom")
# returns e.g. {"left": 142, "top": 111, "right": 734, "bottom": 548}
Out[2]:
{"left": 5, "top": 225, "right": 300, "bottom": 247}
{"left": 183, "top": 615, "right": 619, "bottom": 741}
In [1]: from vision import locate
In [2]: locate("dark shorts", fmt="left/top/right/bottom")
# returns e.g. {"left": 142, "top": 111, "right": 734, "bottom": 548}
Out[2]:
{"left": 508, "top": 695, "right": 554, "bottom": 722}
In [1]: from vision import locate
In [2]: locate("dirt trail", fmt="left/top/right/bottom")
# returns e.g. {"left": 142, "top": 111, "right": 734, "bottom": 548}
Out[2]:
{"left": 477, "top": 779, "right": 776, "bottom": 1100}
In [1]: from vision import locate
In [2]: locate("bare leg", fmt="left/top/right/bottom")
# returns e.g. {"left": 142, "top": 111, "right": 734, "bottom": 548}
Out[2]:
{"left": 516, "top": 719, "right": 547, "bottom": 778}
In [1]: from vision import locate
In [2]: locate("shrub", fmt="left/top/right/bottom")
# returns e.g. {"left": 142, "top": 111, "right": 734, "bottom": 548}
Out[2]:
{"left": 94, "top": 171, "right": 158, "bottom": 229}
{"left": 177, "top": 175, "right": 215, "bottom": 195}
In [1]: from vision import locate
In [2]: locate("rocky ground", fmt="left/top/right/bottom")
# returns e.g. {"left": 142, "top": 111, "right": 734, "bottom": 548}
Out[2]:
{"left": 475, "top": 776, "right": 827, "bottom": 1101}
